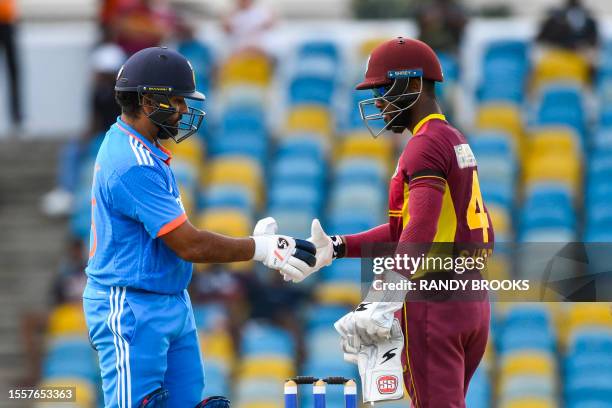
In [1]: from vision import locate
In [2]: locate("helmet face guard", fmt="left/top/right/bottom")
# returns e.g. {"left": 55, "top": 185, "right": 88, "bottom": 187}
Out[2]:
{"left": 138, "top": 86, "right": 206, "bottom": 143}
{"left": 358, "top": 69, "right": 423, "bottom": 138}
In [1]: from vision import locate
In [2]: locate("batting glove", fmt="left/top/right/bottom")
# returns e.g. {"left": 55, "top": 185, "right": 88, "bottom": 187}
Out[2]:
{"left": 251, "top": 217, "right": 317, "bottom": 282}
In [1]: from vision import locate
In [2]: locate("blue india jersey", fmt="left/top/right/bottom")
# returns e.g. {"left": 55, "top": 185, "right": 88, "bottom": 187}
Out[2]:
{"left": 85, "top": 118, "right": 193, "bottom": 294}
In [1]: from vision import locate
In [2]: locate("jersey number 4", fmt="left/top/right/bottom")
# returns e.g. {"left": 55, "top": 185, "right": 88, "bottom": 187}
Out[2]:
{"left": 467, "top": 170, "right": 490, "bottom": 243}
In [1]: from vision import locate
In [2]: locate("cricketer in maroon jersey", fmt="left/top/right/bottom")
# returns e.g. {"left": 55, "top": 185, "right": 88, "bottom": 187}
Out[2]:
{"left": 337, "top": 38, "right": 493, "bottom": 407}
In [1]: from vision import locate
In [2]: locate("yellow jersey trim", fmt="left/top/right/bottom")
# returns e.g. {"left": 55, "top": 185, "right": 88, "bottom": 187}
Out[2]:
{"left": 412, "top": 113, "right": 447, "bottom": 135}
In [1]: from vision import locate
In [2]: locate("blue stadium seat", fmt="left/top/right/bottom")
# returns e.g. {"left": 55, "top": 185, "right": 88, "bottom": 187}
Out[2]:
{"left": 470, "top": 134, "right": 516, "bottom": 184}
{"left": 209, "top": 131, "right": 267, "bottom": 163}
{"left": 335, "top": 158, "right": 387, "bottom": 187}
{"left": 289, "top": 75, "right": 336, "bottom": 106}
{"left": 592, "top": 129, "right": 612, "bottom": 150}
{"left": 177, "top": 39, "right": 214, "bottom": 104}
{"left": 480, "top": 179, "right": 514, "bottom": 210}
{"left": 477, "top": 40, "right": 529, "bottom": 103}
{"left": 218, "top": 106, "right": 267, "bottom": 135}
{"left": 327, "top": 210, "right": 381, "bottom": 235}
{"left": 269, "top": 183, "right": 322, "bottom": 213}
{"left": 202, "top": 185, "right": 254, "bottom": 213}
{"left": 276, "top": 135, "right": 327, "bottom": 163}
{"left": 535, "top": 84, "right": 586, "bottom": 139}
{"left": 298, "top": 40, "right": 340, "bottom": 62}
{"left": 329, "top": 183, "right": 386, "bottom": 216}
{"left": 520, "top": 184, "right": 576, "bottom": 233}
{"left": 240, "top": 322, "right": 295, "bottom": 357}
{"left": 193, "top": 303, "right": 228, "bottom": 331}
{"left": 320, "top": 258, "right": 362, "bottom": 283}
{"left": 272, "top": 157, "right": 326, "bottom": 188}
{"left": 305, "top": 304, "right": 352, "bottom": 332}
{"left": 43, "top": 337, "right": 98, "bottom": 382}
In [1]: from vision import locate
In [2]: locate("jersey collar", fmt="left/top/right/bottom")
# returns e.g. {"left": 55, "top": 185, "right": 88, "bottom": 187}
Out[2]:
{"left": 116, "top": 118, "right": 173, "bottom": 164}
{"left": 412, "top": 113, "right": 447, "bottom": 136}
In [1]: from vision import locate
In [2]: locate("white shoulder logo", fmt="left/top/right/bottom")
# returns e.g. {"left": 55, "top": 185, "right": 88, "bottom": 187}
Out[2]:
{"left": 454, "top": 144, "right": 477, "bottom": 169}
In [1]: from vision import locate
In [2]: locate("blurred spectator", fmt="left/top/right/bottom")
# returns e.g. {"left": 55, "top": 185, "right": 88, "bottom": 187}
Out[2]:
{"left": 416, "top": 0, "right": 468, "bottom": 55}
{"left": 41, "top": 44, "right": 126, "bottom": 217}
{"left": 20, "top": 239, "right": 87, "bottom": 386}
{"left": 221, "top": 0, "right": 276, "bottom": 55}
{"left": 536, "top": 0, "right": 599, "bottom": 51}
{"left": 0, "top": 0, "right": 22, "bottom": 128}
{"left": 106, "top": 0, "right": 178, "bottom": 55}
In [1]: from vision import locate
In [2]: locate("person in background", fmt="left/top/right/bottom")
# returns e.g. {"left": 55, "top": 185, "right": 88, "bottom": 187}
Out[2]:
{"left": 0, "top": 0, "right": 22, "bottom": 130}
{"left": 41, "top": 44, "right": 126, "bottom": 217}
{"left": 536, "top": 0, "right": 599, "bottom": 52}
{"left": 221, "top": 0, "right": 276, "bottom": 56}
{"left": 108, "top": 0, "right": 178, "bottom": 55}
{"left": 416, "top": 0, "right": 468, "bottom": 56}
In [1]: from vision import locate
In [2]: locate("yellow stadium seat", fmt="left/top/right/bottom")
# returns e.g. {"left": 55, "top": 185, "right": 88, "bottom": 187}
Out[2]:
{"left": 528, "top": 127, "right": 581, "bottom": 158}
{"left": 48, "top": 303, "right": 87, "bottom": 337}
{"left": 336, "top": 134, "right": 393, "bottom": 162}
{"left": 286, "top": 105, "right": 333, "bottom": 136}
{"left": 199, "top": 329, "right": 236, "bottom": 367}
{"left": 475, "top": 103, "right": 524, "bottom": 147}
{"left": 532, "top": 49, "right": 590, "bottom": 90}
{"left": 239, "top": 403, "right": 283, "bottom": 408}
{"left": 315, "top": 282, "right": 362, "bottom": 306}
{"left": 162, "top": 136, "right": 205, "bottom": 168}
{"left": 487, "top": 204, "right": 511, "bottom": 238}
{"left": 359, "top": 38, "right": 387, "bottom": 58}
{"left": 523, "top": 155, "right": 581, "bottom": 193}
{"left": 500, "top": 352, "right": 555, "bottom": 378}
{"left": 238, "top": 356, "right": 295, "bottom": 380}
{"left": 38, "top": 377, "right": 95, "bottom": 408}
{"left": 567, "top": 303, "right": 612, "bottom": 332}
{"left": 219, "top": 53, "right": 273, "bottom": 87}
{"left": 196, "top": 209, "right": 251, "bottom": 237}
{"left": 500, "top": 397, "right": 557, "bottom": 408}
{"left": 206, "top": 157, "right": 263, "bottom": 206}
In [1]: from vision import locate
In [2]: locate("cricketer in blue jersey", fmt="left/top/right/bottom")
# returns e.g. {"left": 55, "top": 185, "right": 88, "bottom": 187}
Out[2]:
{"left": 83, "top": 47, "right": 316, "bottom": 408}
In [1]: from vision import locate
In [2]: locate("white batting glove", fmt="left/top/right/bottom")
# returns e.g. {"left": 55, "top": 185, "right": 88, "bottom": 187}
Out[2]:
{"left": 251, "top": 217, "right": 317, "bottom": 281}
{"left": 334, "top": 311, "right": 361, "bottom": 364}
{"left": 353, "top": 270, "right": 408, "bottom": 345}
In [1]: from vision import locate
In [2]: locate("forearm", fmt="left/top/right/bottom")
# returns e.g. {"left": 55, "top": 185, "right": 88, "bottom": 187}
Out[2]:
{"left": 164, "top": 220, "right": 255, "bottom": 263}
{"left": 343, "top": 223, "right": 392, "bottom": 258}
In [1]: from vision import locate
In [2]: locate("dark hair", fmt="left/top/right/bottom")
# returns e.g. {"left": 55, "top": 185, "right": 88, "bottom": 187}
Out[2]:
{"left": 114, "top": 91, "right": 141, "bottom": 118}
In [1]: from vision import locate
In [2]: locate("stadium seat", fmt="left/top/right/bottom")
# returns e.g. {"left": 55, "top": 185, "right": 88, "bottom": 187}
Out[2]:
{"left": 534, "top": 84, "right": 586, "bottom": 139}
{"left": 235, "top": 378, "right": 283, "bottom": 405}
{"left": 193, "top": 303, "right": 229, "bottom": 331}
{"left": 199, "top": 329, "right": 235, "bottom": 368}
{"left": 267, "top": 208, "right": 314, "bottom": 238}
{"left": 289, "top": 75, "right": 335, "bottom": 106}
{"left": 477, "top": 40, "right": 529, "bottom": 104}
{"left": 206, "top": 156, "right": 263, "bottom": 206}
{"left": 304, "top": 304, "right": 352, "bottom": 332}
{"left": 531, "top": 49, "right": 590, "bottom": 90}
{"left": 335, "top": 157, "right": 388, "bottom": 187}
{"left": 500, "top": 397, "right": 557, "bottom": 408}
{"left": 314, "top": 281, "right": 361, "bottom": 306}
{"left": 202, "top": 184, "right": 254, "bottom": 214}
{"left": 298, "top": 40, "right": 340, "bottom": 62}
{"left": 269, "top": 183, "right": 322, "bottom": 213}
{"left": 219, "top": 54, "right": 273, "bottom": 87}
{"left": 336, "top": 133, "right": 393, "bottom": 162}
{"left": 566, "top": 304, "right": 612, "bottom": 335}
{"left": 475, "top": 103, "right": 524, "bottom": 146}
{"left": 196, "top": 209, "right": 251, "bottom": 237}
{"left": 238, "top": 356, "right": 295, "bottom": 380}
{"left": 241, "top": 322, "right": 295, "bottom": 357}
{"left": 48, "top": 303, "right": 88, "bottom": 337}
{"left": 487, "top": 204, "right": 512, "bottom": 241}
{"left": 500, "top": 352, "right": 556, "bottom": 378}
{"left": 286, "top": 105, "right": 334, "bottom": 136}
{"left": 276, "top": 135, "right": 327, "bottom": 162}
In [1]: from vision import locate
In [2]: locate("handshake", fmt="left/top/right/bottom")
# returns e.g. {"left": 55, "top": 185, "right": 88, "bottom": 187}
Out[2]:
{"left": 250, "top": 217, "right": 341, "bottom": 282}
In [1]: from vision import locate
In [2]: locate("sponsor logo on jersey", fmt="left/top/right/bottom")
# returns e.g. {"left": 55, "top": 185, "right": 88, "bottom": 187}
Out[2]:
{"left": 377, "top": 375, "right": 399, "bottom": 394}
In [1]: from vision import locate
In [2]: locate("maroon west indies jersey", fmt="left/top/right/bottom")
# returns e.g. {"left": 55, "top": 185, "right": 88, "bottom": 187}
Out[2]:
{"left": 388, "top": 114, "right": 494, "bottom": 246}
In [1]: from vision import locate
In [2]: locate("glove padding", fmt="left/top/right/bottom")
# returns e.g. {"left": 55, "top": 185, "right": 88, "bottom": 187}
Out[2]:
{"left": 358, "top": 319, "right": 405, "bottom": 403}
{"left": 251, "top": 217, "right": 316, "bottom": 281}
{"left": 334, "top": 311, "right": 361, "bottom": 364}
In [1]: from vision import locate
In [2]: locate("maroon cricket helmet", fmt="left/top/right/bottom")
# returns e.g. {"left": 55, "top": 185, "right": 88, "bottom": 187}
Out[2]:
{"left": 356, "top": 37, "right": 444, "bottom": 90}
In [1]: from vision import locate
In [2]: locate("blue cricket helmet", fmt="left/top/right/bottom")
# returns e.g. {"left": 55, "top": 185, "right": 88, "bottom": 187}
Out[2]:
{"left": 115, "top": 46, "right": 206, "bottom": 143}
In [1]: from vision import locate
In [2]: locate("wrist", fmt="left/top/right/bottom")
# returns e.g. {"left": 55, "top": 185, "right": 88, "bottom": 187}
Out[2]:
{"left": 331, "top": 235, "right": 346, "bottom": 259}
{"left": 250, "top": 236, "right": 268, "bottom": 262}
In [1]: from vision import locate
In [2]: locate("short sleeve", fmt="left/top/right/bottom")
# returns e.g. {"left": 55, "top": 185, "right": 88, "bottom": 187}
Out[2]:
{"left": 402, "top": 135, "right": 449, "bottom": 190}
{"left": 110, "top": 166, "right": 187, "bottom": 238}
